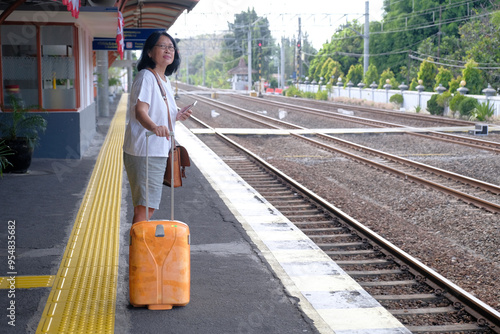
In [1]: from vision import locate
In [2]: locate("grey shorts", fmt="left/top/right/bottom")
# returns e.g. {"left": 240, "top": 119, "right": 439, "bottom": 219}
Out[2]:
{"left": 123, "top": 152, "right": 168, "bottom": 210}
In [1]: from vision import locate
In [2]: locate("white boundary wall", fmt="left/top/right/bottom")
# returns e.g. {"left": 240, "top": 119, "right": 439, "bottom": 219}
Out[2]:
{"left": 298, "top": 84, "right": 500, "bottom": 117}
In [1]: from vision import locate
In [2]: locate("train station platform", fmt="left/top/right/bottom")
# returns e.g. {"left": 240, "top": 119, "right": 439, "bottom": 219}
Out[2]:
{"left": 0, "top": 95, "right": 410, "bottom": 334}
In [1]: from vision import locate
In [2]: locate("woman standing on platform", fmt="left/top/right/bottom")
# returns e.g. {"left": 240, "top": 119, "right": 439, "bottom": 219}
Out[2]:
{"left": 123, "top": 31, "right": 191, "bottom": 224}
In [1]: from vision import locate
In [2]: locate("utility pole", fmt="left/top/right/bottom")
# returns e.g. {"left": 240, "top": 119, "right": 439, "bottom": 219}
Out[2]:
{"left": 407, "top": 50, "right": 411, "bottom": 85}
{"left": 437, "top": 6, "right": 442, "bottom": 58}
{"left": 185, "top": 52, "right": 189, "bottom": 85}
{"left": 232, "top": 17, "right": 263, "bottom": 92}
{"left": 364, "top": 0, "right": 369, "bottom": 75}
{"left": 247, "top": 28, "right": 252, "bottom": 91}
{"left": 258, "top": 41, "right": 262, "bottom": 97}
{"left": 297, "top": 17, "right": 302, "bottom": 80}
{"left": 202, "top": 41, "right": 206, "bottom": 87}
{"left": 280, "top": 38, "right": 285, "bottom": 89}
{"left": 345, "top": 1, "right": 370, "bottom": 75}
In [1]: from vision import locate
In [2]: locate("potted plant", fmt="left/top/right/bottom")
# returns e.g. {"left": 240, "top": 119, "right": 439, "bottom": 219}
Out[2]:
{"left": 0, "top": 94, "right": 47, "bottom": 173}
{"left": 0, "top": 139, "right": 13, "bottom": 176}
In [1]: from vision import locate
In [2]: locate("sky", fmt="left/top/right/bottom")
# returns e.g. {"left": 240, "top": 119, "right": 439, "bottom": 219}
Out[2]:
{"left": 169, "top": 0, "right": 385, "bottom": 50}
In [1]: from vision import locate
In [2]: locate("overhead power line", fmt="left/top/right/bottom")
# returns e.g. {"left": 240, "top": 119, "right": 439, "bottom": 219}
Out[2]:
{"left": 415, "top": 51, "right": 500, "bottom": 66}
{"left": 382, "top": 0, "right": 485, "bottom": 25}
{"left": 409, "top": 54, "right": 500, "bottom": 70}
{"left": 372, "top": 10, "right": 494, "bottom": 34}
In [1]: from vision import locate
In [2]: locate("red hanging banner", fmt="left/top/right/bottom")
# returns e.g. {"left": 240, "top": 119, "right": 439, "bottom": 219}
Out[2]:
{"left": 56, "top": 0, "right": 81, "bottom": 19}
{"left": 116, "top": 11, "right": 124, "bottom": 60}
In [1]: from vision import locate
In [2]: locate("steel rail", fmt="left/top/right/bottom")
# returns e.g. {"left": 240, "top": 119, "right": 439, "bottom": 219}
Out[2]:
{"left": 191, "top": 119, "right": 500, "bottom": 332}
{"left": 185, "top": 97, "right": 500, "bottom": 211}
{"left": 234, "top": 94, "right": 500, "bottom": 153}
{"left": 193, "top": 94, "right": 300, "bottom": 130}
{"left": 249, "top": 92, "right": 475, "bottom": 127}
{"left": 411, "top": 131, "right": 500, "bottom": 153}
{"left": 310, "top": 133, "right": 500, "bottom": 196}
{"left": 293, "top": 134, "right": 500, "bottom": 213}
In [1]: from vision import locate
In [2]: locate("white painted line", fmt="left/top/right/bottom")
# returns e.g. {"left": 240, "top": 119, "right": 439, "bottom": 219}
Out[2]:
{"left": 176, "top": 124, "right": 411, "bottom": 334}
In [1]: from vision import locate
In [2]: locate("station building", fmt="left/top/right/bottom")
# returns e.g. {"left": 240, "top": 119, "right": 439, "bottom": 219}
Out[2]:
{"left": 0, "top": 0, "right": 199, "bottom": 159}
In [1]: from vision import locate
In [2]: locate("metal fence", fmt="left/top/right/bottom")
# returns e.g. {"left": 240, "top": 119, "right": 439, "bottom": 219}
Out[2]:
{"left": 297, "top": 84, "right": 500, "bottom": 117}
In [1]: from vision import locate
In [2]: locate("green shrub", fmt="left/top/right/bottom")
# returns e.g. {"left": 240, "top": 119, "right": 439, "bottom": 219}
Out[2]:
{"left": 427, "top": 94, "right": 444, "bottom": 115}
{"left": 389, "top": 94, "right": 404, "bottom": 106}
{"left": 315, "top": 90, "right": 328, "bottom": 101}
{"left": 415, "top": 105, "right": 422, "bottom": 113}
{"left": 303, "top": 91, "right": 315, "bottom": 99}
{"left": 470, "top": 100, "right": 494, "bottom": 121}
{"left": 436, "top": 91, "right": 452, "bottom": 108}
{"left": 458, "top": 97, "right": 479, "bottom": 117}
{"left": 285, "top": 85, "right": 302, "bottom": 97}
{"left": 449, "top": 93, "right": 466, "bottom": 112}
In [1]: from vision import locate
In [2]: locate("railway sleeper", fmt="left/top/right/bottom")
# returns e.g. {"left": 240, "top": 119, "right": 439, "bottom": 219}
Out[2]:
{"left": 273, "top": 204, "right": 317, "bottom": 210}
{"left": 374, "top": 293, "right": 441, "bottom": 301}
{"left": 252, "top": 185, "right": 288, "bottom": 191}
{"left": 303, "top": 227, "right": 347, "bottom": 233}
{"left": 390, "top": 306, "right": 457, "bottom": 315}
{"left": 346, "top": 269, "right": 405, "bottom": 276}
{"left": 238, "top": 175, "right": 276, "bottom": 182}
{"left": 360, "top": 279, "right": 417, "bottom": 287}
{"left": 233, "top": 169, "right": 269, "bottom": 174}
{"left": 230, "top": 167, "right": 262, "bottom": 172}
{"left": 307, "top": 233, "right": 358, "bottom": 238}
{"left": 335, "top": 259, "right": 392, "bottom": 266}
{"left": 287, "top": 214, "right": 330, "bottom": 220}
{"left": 249, "top": 179, "right": 282, "bottom": 185}
{"left": 406, "top": 323, "right": 487, "bottom": 333}
{"left": 283, "top": 212, "right": 326, "bottom": 218}
{"left": 293, "top": 220, "right": 341, "bottom": 227}
{"left": 317, "top": 241, "right": 366, "bottom": 249}
{"left": 265, "top": 195, "right": 304, "bottom": 200}
{"left": 325, "top": 249, "right": 376, "bottom": 256}
{"left": 257, "top": 190, "right": 297, "bottom": 196}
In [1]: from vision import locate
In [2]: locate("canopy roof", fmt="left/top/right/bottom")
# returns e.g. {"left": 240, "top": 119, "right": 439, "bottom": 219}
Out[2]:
{"left": 0, "top": 0, "right": 199, "bottom": 35}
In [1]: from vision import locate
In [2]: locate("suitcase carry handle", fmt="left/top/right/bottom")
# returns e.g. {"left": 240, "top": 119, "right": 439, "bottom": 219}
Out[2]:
{"left": 145, "top": 131, "right": 175, "bottom": 221}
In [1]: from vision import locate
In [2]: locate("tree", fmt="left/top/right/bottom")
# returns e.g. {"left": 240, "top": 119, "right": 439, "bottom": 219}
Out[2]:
{"left": 459, "top": 10, "right": 500, "bottom": 91}
{"left": 417, "top": 57, "right": 437, "bottom": 92}
{"left": 363, "top": 63, "right": 379, "bottom": 86}
{"left": 307, "top": 20, "right": 363, "bottom": 82}
{"left": 435, "top": 67, "right": 453, "bottom": 90}
{"left": 462, "top": 59, "right": 485, "bottom": 95}
{"left": 378, "top": 68, "right": 398, "bottom": 88}
{"left": 345, "top": 64, "right": 363, "bottom": 86}
{"left": 224, "top": 8, "right": 273, "bottom": 82}
{"left": 449, "top": 75, "right": 463, "bottom": 93}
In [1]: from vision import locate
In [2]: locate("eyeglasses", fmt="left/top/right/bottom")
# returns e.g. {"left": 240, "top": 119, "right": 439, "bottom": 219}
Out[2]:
{"left": 155, "top": 44, "right": 176, "bottom": 52}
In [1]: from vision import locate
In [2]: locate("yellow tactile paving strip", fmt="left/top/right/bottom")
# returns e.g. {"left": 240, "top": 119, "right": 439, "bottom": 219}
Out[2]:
{"left": 0, "top": 275, "right": 54, "bottom": 289}
{"left": 36, "top": 95, "right": 127, "bottom": 334}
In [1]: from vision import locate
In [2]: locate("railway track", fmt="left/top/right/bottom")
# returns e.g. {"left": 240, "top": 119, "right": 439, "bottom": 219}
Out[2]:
{"left": 232, "top": 94, "right": 500, "bottom": 154}
{"left": 190, "top": 120, "right": 500, "bottom": 333}
{"left": 259, "top": 92, "right": 475, "bottom": 127}
{"left": 183, "top": 95, "right": 500, "bottom": 213}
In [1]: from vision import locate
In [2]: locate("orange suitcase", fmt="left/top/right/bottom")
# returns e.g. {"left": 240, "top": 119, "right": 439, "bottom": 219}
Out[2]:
{"left": 129, "top": 131, "right": 191, "bottom": 310}
{"left": 129, "top": 220, "right": 190, "bottom": 310}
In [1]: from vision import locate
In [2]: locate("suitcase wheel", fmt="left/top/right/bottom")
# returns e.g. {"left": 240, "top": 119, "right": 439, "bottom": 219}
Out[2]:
{"left": 148, "top": 304, "right": 173, "bottom": 310}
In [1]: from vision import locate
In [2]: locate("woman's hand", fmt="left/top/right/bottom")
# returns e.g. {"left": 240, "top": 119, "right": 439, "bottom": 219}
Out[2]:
{"left": 152, "top": 125, "right": 170, "bottom": 138}
{"left": 176, "top": 105, "right": 192, "bottom": 121}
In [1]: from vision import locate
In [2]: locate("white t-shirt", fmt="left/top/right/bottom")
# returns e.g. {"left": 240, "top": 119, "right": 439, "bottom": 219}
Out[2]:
{"left": 123, "top": 69, "right": 178, "bottom": 157}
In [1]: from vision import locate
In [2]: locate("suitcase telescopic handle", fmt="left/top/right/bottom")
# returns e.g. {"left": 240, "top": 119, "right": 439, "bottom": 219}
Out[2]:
{"left": 145, "top": 131, "right": 175, "bottom": 222}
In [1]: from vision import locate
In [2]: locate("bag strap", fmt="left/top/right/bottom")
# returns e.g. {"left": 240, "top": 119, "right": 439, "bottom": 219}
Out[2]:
{"left": 147, "top": 68, "right": 175, "bottom": 219}
{"left": 147, "top": 68, "right": 174, "bottom": 133}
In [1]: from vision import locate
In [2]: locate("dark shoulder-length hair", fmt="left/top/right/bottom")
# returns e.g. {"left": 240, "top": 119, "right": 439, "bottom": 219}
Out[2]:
{"left": 137, "top": 31, "right": 180, "bottom": 76}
